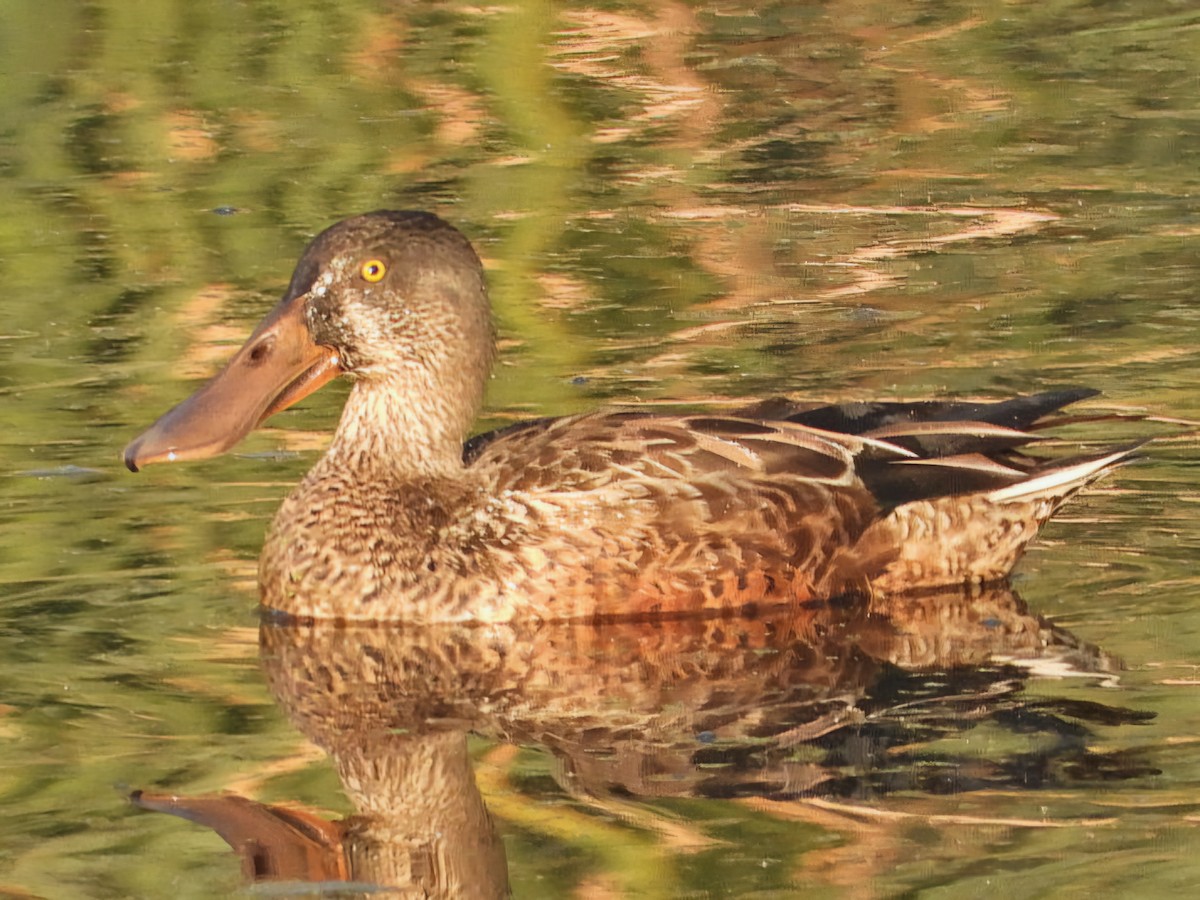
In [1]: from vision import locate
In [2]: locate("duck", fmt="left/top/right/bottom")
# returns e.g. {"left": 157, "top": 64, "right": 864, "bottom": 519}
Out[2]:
{"left": 124, "top": 210, "right": 1138, "bottom": 623}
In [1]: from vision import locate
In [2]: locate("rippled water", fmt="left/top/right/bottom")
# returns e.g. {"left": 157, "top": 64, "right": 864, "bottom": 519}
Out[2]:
{"left": 2, "top": 1, "right": 1200, "bottom": 897}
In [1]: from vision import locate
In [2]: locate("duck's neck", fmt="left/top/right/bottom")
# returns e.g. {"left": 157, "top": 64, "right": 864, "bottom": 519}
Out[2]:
{"left": 322, "top": 372, "right": 474, "bottom": 479}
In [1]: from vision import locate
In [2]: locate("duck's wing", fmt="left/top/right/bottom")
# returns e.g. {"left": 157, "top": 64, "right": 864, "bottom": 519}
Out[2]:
{"left": 464, "top": 411, "right": 896, "bottom": 608}
{"left": 465, "top": 410, "right": 895, "bottom": 499}
{"left": 463, "top": 390, "right": 1138, "bottom": 603}
{"left": 784, "top": 388, "right": 1142, "bottom": 509}
{"left": 734, "top": 386, "right": 1100, "bottom": 436}
{"left": 465, "top": 388, "right": 1130, "bottom": 509}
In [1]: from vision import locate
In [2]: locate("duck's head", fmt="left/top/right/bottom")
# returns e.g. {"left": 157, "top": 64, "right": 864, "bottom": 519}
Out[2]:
{"left": 123, "top": 211, "right": 493, "bottom": 472}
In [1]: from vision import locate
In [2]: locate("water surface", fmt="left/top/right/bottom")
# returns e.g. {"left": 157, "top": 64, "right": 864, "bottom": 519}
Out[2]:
{"left": 2, "top": 1, "right": 1200, "bottom": 897}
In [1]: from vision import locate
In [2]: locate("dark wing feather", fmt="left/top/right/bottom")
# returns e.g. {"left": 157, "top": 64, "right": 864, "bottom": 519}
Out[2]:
{"left": 463, "top": 417, "right": 556, "bottom": 464}
{"left": 464, "top": 388, "right": 1117, "bottom": 509}
{"left": 741, "top": 387, "right": 1099, "bottom": 436}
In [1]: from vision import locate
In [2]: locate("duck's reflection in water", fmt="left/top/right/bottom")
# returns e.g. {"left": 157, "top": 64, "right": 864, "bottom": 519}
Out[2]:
{"left": 132, "top": 586, "right": 1154, "bottom": 897}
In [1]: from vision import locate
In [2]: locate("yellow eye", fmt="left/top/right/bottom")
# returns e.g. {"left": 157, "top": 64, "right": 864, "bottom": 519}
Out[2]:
{"left": 360, "top": 259, "right": 387, "bottom": 283}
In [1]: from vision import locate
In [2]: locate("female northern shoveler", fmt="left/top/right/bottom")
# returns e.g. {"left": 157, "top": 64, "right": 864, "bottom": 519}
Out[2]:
{"left": 124, "top": 211, "right": 1137, "bottom": 622}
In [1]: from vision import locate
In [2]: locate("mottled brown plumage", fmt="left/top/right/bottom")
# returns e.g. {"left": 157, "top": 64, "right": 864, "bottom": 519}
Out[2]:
{"left": 124, "top": 211, "right": 1140, "bottom": 622}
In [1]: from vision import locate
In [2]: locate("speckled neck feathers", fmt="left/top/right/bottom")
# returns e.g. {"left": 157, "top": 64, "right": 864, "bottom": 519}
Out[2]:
{"left": 303, "top": 211, "right": 495, "bottom": 477}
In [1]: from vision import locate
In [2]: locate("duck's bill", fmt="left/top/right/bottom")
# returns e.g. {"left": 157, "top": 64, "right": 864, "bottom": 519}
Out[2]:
{"left": 123, "top": 294, "right": 341, "bottom": 472}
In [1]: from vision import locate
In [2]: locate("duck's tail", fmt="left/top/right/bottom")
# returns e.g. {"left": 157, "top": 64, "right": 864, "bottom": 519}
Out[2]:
{"left": 864, "top": 440, "right": 1140, "bottom": 596}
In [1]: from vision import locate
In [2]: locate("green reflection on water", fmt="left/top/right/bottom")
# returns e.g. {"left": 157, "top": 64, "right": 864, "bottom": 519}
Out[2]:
{"left": 1, "top": 0, "right": 1199, "bottom": 897}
